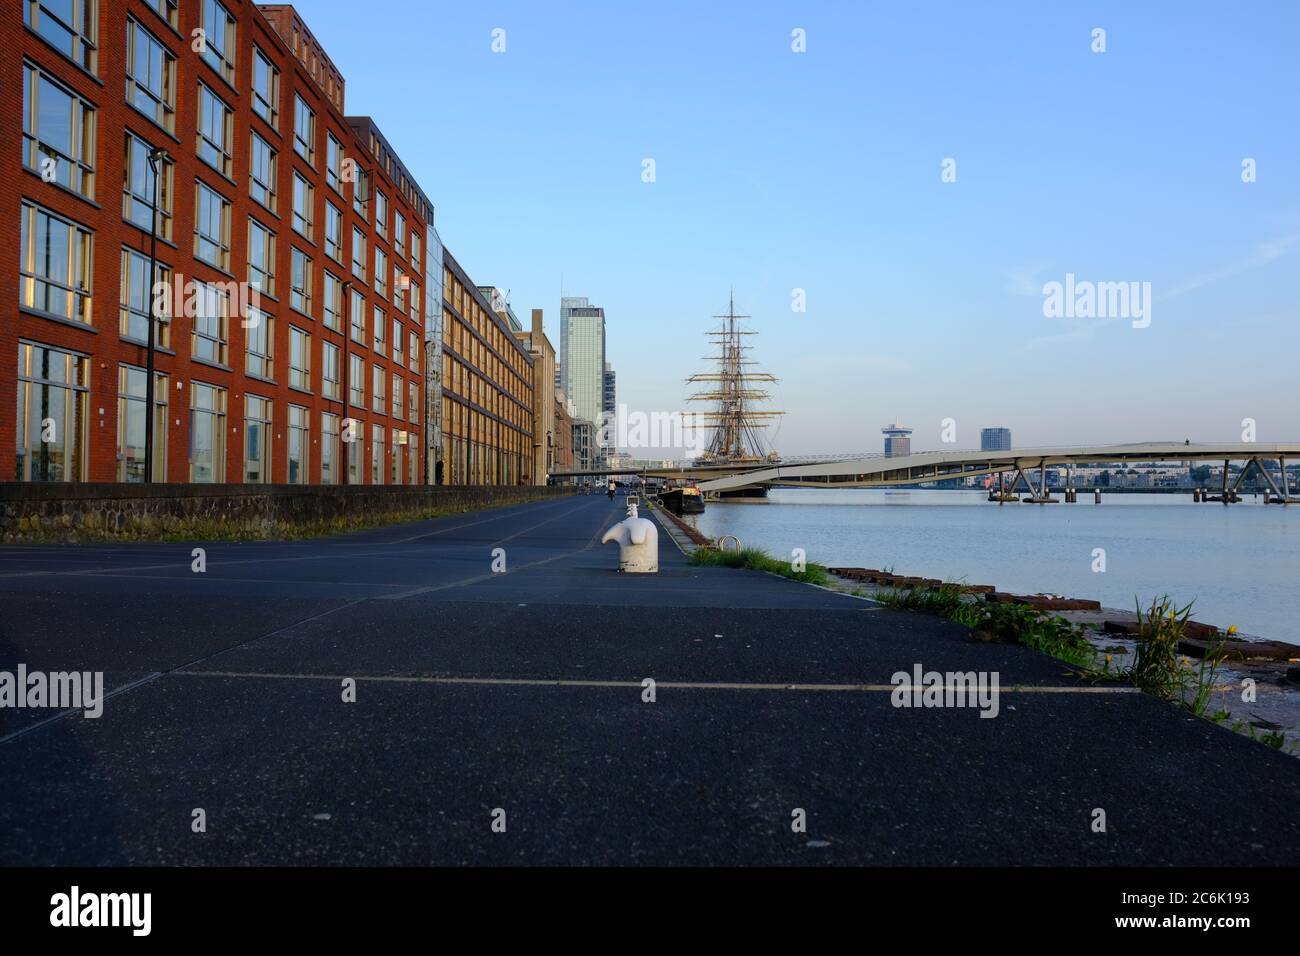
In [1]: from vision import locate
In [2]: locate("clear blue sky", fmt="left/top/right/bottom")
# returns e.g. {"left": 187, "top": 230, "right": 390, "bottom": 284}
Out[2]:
{"left": 305, "top": 0, "right": 1299, "bottom": 453}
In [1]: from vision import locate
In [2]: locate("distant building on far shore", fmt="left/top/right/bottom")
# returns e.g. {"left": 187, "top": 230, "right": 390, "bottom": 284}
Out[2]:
{"left": 882, "top": 423, "right": 913, "bottom": 458}
{"left": 981, "top": 427, "right": 1012, "bottom": 452}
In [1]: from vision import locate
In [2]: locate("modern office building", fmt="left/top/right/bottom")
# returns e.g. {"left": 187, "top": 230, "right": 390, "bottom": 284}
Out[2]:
{"left": 559, "top": 296, "right": 605, "bottom": 427}
{"left": 438, "top": 249, "right": 534, "bottom": 485}
{"left": 572, "top": 418, "right": 597, "bottom": 473}
{"left": 981, "top": 427, "right": 1012, "bottom": 452}
{"left": 6, "top": 1, "right": 434, "bottom": 485}
{"left": 882, "top": 423, "right": 913, "bottom": 458}
{"left": 602, "top": 362, "right": 616, "bottom": 423}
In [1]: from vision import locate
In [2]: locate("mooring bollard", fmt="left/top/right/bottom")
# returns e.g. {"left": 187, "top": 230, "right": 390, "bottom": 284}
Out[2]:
{"left": 1094, "top": 488, "right": 1102, "bottom": 504}
{"left": 601, "top": 499, "right": 659, "bottom": 573}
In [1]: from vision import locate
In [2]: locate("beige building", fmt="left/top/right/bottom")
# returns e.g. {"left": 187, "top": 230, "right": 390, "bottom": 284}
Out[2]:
{"left": 518, "top": 310, "right": 557, "bottom": 484}
{"left": 553, "top": 390, "right": 575, "bottom": 479}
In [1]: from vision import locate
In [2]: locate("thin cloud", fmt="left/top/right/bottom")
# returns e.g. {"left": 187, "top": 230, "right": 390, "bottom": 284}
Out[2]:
{"left": 1158, "top": 234, "right": 1300, "bottom": 301}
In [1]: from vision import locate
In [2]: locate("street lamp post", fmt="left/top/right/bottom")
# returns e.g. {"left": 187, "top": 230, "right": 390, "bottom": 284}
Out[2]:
{"left": 342, "top": 280, "right": 353, "bottom": 483}
{"left": 143, "top": 147, "right": 169, "bottom": 483}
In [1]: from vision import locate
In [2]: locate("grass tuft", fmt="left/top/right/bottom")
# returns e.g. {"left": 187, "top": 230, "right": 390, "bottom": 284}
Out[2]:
{"left": 877, "top": 587, "right": 1095, "bottom": 668}
{"left": 689, "top": 545, "right": 831, "bottom": 586}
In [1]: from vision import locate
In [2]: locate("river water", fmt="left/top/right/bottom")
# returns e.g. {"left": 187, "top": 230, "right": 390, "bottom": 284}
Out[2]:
{"left": 684, "top": 488, "right": 1300, "bottom": 640}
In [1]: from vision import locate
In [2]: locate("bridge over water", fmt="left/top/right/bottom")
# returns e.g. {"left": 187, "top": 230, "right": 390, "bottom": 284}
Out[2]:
{"left": 557, "top": 442, "right": 1300, "bottom": 502}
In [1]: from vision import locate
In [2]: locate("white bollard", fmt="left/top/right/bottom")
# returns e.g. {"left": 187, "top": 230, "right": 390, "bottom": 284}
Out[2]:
{"left": 601, "top": 500, "right": 659, "bottom": 573}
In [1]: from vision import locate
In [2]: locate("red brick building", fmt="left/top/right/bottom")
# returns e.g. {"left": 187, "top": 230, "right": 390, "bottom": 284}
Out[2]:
{"left": 2, "top": 1, "right": 520, "bottom": 486}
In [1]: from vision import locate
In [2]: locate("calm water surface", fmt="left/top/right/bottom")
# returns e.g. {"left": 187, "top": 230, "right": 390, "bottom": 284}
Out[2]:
{"left": 686, "top": 489, "right": 1300, "bottom": 640}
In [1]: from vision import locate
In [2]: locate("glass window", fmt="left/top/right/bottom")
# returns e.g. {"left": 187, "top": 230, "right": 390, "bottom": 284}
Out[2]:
{"left": 245, "top": 307, "right": 272, "bottom": 378}
{"left": 26, "top": 0, "right": 98, "bottom": 73}
{"left": 390, "top": 430, "right": 402, "bottom": 484}
{"left": 196, "top": 84, "right": 233, "bottom": 175}
{"left": 346, "top": 415, "right": 363, "bottom": 484}
{"left": 408, "top": 279, "right": 420, "bottom": 324}
{"left": 294, "top": 94, "right": 315, "bottom": 165}
{"left": 117, "top": 364, "right": 167, "bottom": 482}
{"left": 324, "top": 201, "right": 342, "bottom": 261}
{"left": 191, "top": 282, "right": 229, "bottom": 365}
{"left": 321, "top": 411, "right": 339, "bottom": 484}
{"left": 392, "top": 318, "right": 403, "bottom": 365}
{"left": 288, "top": 404, "right": 309, "bottom": 484}
{"left": 247, "top": 219, "right": 274, "bottom": 295}
{"left": 371, "top": 424, "right": 384, "bottom": 484}
{"left": 374, "top": 247, "right": 387, "bottom": 296}
{"left": 375, "top": 190, "right": 388, "bottom": 238}
{"left": 20, "top": 201, "right": 93, "bottom": 325}
{"left": 23, "top": 63, "right": 96, "bottom": 199}
{"left": 250, "top": 133, "right": 276, "bottom": 211}
{"left": 125, "top": 18, "right": 175, "bottom": 131}
{"left": 189, "top": 381, "right": 227, "bottom": 482}
{"left": 394, "top": 211, "right": 405, "bottom": 258}
{"left": 391, "top": 372, "right": 402, "bottom": 419}
{"left": 409, "top": 381, "right": 419, "bottom": 424}
{"left": 252, "top": 48, "right": 279, "bottom": 128}
{"left": 289, "top": 326, "right": 310, "bottom": 390}
{"left": 194, "top": 181, "right": 230, "bottom": 269}
{"left": 349, "top": 289, "right": 366, "bottom": 344}
{"left": 15, "top": 341, "right": 89, "bottom": 482}
{"left": 122, "top": 132, "right": 173, "bottom": 237}
{"left": 409, "top": 330, "right": 420, "bottom": 372}
{"left": 200, "top": 0, "right": 236, "bottom": 84}
{"left": 326, "top": 134, "right": 344, "bottom": 193}
{"left": 244, "top": 394, "right": 271, "bottom": 483}
{"left": 352, "top": 169, "right": 369, "bottom": 217}
{"left": 322, "top": 340, "right": 340, "bottom": 400}
{"left": 151, "top": 0, "right": 179, "bottom": 29}
{"left": 372, "top": 364, "right": 385, "bottom": 413}
{"left": 291, "top": 247, "right": 312, "bottom": 314}
{"left": 292, "top": 173, "right": 313, "bottom": 239}
{"left": 349, "top": 354, "right": 364, "bottom": 408}
{"left": 411, "top": 231, "right": 421, "bottom": 269}
{"left": 323, "top": 271, "right": 342, "bottom": 331}
{"left": 392, "top": 265, "right": 405, "bottom": 309}
{"left": 372, "top": 305, "right": 385, "bottom": 355}
{"left": 351, "top": 227, "right": 366, "bottom": 281}
{"left": 119, "top": 247, "right": 170, "bottom": 346}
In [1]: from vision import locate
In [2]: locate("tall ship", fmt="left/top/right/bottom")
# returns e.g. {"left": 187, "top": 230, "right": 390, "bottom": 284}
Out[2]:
{"left": 685, "top": 292, "right": 784, "bottom": 500}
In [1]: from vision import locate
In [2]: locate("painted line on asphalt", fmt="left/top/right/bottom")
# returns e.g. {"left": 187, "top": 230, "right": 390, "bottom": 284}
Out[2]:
{"left": 0, "top": 671, "right": 162, "bottom": 745}
{"left": 170, "top": 671, "right": 1140, "bottom": 693}
{"left": 381, "top": 501, "right": 611, "bottom": 599}
{"left": 0, "top": 601, "right": 366, "bottom": 746}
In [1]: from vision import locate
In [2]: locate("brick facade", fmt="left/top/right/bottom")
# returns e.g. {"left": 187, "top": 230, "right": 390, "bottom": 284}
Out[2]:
{"left": 4, "top": 1, "right": 534, "bottom": 488}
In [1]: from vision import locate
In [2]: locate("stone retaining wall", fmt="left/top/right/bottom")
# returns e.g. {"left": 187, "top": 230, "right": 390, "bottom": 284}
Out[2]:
{"left": 0, "top": 483, "right": 575, "bottom": 543}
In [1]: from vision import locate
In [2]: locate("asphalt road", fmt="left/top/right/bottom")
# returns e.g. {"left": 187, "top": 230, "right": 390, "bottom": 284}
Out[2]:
{"left": 1, "top": 494, "right": 1297, "bottom": 865}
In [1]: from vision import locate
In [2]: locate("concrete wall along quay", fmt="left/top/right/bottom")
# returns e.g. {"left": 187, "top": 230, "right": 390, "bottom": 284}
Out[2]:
{"left": 0, "top": 483, "right": 574, "bottom": 542}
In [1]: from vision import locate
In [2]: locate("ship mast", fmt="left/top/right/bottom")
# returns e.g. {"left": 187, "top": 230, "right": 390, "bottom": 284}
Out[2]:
{"left": 685, "top": 290, "right": 784, "bottom": 464}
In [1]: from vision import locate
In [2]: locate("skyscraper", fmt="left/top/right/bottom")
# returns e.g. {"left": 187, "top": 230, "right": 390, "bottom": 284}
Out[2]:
{"left": 560, "top": 297, "right": 607, "bottom": 468}
{"left": 981, "top": 427, "right": 1012, "bottom": 452}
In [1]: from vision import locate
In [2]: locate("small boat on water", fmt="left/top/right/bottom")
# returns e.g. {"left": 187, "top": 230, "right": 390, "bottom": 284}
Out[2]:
{"left": 660, "top": 483, "right": 705, "bottom": 515}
